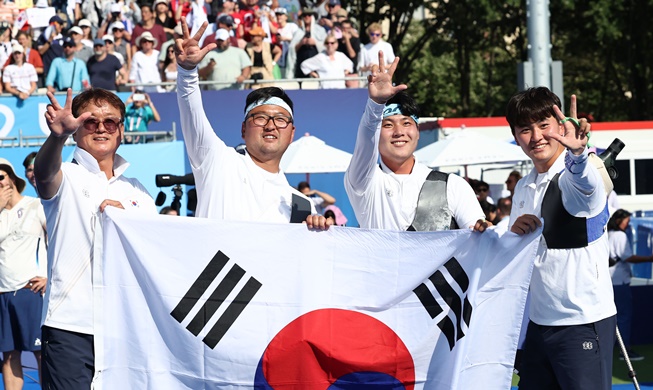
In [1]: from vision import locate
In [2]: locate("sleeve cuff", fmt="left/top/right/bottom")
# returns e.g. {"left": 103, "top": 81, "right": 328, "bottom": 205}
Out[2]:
{"left": 564, "top": 147, "right": 589, "bottom": 174}
{"left": 177, "top": 64, "right": 198, "bottom": 78}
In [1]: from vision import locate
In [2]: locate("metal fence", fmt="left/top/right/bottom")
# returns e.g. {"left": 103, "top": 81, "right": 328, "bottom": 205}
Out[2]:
{"left": 0, "top": 126, "right": 176, "bottom": 148}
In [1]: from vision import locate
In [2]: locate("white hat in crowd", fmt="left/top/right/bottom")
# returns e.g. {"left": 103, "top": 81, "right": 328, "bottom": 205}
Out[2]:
{"left": 109, "top": 21, "right": 125, "bottom": 31}
{"left": 11, "top": 44, "right": 24, "bottom": 53}
{"left": 136, "top": 31, "right": 158, "bottom": 47}
{"left": 69, "top": 26, "right": 83, "bottom": 36}
{"left": 215, "top": 28, "right": 229, "bottom": 41}
{"left": 102, "top": 34, "right": 114, "bottom": 43}
{"left": 78, "top": 18, "right": 91, "bottom": 27}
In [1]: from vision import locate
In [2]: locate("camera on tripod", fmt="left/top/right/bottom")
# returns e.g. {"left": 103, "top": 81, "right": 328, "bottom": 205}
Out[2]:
{"left": 154, "top": 173, "right": 196, "bottom": 213}
{"left": 598, "top": 138, "right": 625, "bottom": 180}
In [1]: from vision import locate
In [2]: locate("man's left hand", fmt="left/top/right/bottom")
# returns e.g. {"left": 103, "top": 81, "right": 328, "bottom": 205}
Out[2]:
{"left": 547, "top": 95, "right": 590, "bottom": 155}
{"left": 304, "top": 214, "right": 333, "bottom": 231}
{"left": 472, "top": 218, "right": 491, "bottom": 232}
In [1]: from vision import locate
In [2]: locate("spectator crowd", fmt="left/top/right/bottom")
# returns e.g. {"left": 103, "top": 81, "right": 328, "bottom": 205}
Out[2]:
{"left": 0, "top": 0, "right": 400, "bottom": 94}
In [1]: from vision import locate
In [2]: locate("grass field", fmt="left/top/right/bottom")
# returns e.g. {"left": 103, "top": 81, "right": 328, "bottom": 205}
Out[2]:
{"left": 511, "top": 344, "right": 653, "bottom": 387}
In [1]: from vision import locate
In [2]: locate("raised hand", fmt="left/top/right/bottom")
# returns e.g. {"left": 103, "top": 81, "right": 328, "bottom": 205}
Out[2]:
{"left": 368, "top": 51, "right": 407, "bottom": 104}
{"left": 175, "top": 18, "right": 217, "bottom": 70}
{"left": 44, "top": 89, "right": 91, "bottom": 139}
{"left": 547, "top": 94, "right": 591, "bottom": 155}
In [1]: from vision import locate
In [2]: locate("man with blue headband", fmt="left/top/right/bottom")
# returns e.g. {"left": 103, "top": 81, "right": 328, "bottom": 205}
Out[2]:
{"left": 175, "top": 20, "right": 328, "bottom": 228}
{"left": 345, "top": 52, "right": 486, "bottom": 232}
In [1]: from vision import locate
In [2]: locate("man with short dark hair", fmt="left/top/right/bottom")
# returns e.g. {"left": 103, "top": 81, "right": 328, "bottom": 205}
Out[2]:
{"left": 131, "top": 4, "right": 167, "bottom": 55}
{"left": 45, "top": 37, "right": 91, "bottom": 93}
{"left": 495, "top": 197, "right": 512, "bottom": 230}
{"left": 175, "top": 20, "right": 327, "bottom": 228}
{"left": 22, "top": 152, "right": 37, "bottom": 190}
{"left": 34, "top": 88, "right": 156, "bottom": 389}
{"left": 87, "top": 39, "right": 126, "bottom": 90}
{"left": 345, "top": 52, "right": 486, "bottom": 232}
{"left": 506, "top": 87, "right": 615, "bottom": 390}
{"left": 505, "top": 170, "right": 521, "bottom": 197}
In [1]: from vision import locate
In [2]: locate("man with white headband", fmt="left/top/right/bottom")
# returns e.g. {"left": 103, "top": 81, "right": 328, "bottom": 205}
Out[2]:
{"left": 175, "top": 20, "right": 328, "bottom": 228}
{"left": 345, "top": 51, "right": 487, "bottom": 232}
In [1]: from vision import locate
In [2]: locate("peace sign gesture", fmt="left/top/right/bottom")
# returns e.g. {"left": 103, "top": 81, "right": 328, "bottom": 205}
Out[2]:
{"left": 368, "top": 51, "right": 407, "bottom": 104}
{"left": 547, "top": 94, "right": 591, "bottom": 155}
{"left": 175, "top": 19, "right": 217, "bottom": 70}
{"left": 44, "top": 89, "right": 91, "bottom": 138}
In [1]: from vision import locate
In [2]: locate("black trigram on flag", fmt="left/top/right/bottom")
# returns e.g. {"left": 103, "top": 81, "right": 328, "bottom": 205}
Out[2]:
{"left": 170, "top": 250, "right": 262, "bottom": 349}
{"left": 413, "top": 257, "right": 472, "bottom": 351}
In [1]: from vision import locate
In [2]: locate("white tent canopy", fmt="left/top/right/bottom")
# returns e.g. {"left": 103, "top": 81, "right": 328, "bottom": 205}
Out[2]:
{"left": 280, "top": 133, "right": 353, "bottom": 174}
{"left": 414, "top": 130, "right": 528, "bottom": 168}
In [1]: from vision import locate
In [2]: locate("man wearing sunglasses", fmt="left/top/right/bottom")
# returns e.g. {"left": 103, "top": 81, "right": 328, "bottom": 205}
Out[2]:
{"left": 345, "top": 51, "right": 487, "bottom": 233}
{"left": 34, "top": 88, "right": 157, "bottom": 389}
{"left": 175, "top": 19, "right": 329, "bottom": 228}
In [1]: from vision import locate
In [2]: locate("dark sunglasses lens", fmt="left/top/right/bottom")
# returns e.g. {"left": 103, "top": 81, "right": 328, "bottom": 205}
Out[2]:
{"left": 104, "top": 120, "right": 118, "bottom": 131}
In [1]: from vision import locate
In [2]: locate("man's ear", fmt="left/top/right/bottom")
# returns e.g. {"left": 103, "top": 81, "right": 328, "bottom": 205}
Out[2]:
{"left": 289, "top": 124, "right": 295, "bottom": 142}
{"left": 241, "top": 122, "right": 245, "bottom": 139}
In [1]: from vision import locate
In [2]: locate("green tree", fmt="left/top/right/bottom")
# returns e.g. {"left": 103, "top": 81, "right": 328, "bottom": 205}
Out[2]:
{"left": 344, "top": 0, "right": 653, "bottom": 120}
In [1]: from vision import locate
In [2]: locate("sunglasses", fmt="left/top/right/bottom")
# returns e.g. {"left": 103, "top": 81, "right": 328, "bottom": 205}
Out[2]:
{"left": 369, "top": 32, "right": 381, "bottom": 37}
{"left": 0, "top": 174, "right": 5, "bottom": 181}
{"left": 82, "top": 118, "right": 122, "bottom": 133}
{"left": 326, "top": 41, "right": 337, "bottom": 45}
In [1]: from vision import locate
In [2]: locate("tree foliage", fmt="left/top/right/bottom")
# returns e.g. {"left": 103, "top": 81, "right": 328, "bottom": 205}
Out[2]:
{"left": 344, "top": 0, "right": 653, "bottom": 120}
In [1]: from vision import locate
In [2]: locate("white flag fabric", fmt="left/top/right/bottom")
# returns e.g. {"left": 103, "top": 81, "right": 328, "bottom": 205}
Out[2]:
{"left": 93, "top": 208, "right": 541, "bottom": 389}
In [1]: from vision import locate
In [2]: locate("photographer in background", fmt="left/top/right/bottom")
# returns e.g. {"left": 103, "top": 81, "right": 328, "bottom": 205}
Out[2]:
{"left": 608, "top": 209, "right": 653, "bottom": 361}
{"left": 124, "top": 91, "right": 160, "bottom": 144}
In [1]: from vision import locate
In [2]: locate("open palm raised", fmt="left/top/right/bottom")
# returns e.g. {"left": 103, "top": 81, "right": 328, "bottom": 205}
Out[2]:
{"left": 175, "top": 19, "right": 217, "bottom": 70}
{"left": 368, "top": 51, "right": 407, "bottom": 104}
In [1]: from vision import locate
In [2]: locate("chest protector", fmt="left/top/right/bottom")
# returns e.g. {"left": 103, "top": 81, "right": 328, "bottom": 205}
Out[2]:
{"left": 541, "top": 173, "right": 609, "bottom": 249}
{"left": 407, "top": 170, "right": 458, "bottom": 232}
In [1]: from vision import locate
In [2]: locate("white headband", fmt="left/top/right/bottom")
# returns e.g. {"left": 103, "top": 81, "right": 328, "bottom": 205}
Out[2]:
{"left": 244, "top": 97, "right": 293, "bottom": 119}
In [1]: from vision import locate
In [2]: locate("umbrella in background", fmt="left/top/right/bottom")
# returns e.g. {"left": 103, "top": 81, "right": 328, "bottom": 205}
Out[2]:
{"left": 280, "top": 133, "right": 353, "bottom": 183}
{"left": 414, "top": 130, "right": 528, "bottom": 177}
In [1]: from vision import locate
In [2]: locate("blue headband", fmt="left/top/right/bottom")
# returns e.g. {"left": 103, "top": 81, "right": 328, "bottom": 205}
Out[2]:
{"left": 383, "top": 103, "right": 419, "bottom": 124}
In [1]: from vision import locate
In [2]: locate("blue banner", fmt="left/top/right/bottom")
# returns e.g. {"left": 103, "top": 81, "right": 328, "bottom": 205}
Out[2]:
{"left": 0, "top": 89, "right": 370, "bottom": 225}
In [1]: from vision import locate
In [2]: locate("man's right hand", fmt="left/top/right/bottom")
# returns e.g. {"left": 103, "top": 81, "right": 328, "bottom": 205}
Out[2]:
{"left": 510, "top": 214, "right": 542, "bottom": 235}
{"left": 176, "top": 19, "right": 217, "bottom": 70}
{"left": 368, "top": 51, "right": 407, "bottom": 104}
{"left": 44, "top": 89, "right": 91, "bottom": 138}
